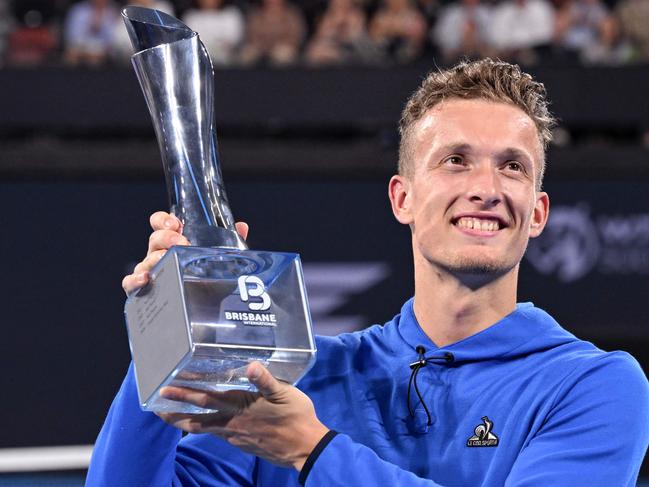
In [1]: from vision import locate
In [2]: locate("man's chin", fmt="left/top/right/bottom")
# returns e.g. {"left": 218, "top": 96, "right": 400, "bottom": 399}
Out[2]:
{"left": 420, "top": 246, "right": 522, "bottom": 283}
{"left": 442, "top": 256, "right": 515, "bottom": 279}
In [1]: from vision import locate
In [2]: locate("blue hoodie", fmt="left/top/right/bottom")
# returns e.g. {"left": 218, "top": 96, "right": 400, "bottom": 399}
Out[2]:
{"left": 87, "top": 300, "right": 649, "bottom": 486}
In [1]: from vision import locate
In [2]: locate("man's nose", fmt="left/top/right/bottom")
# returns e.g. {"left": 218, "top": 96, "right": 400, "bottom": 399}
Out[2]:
{"left": 466, "top": 164, "right": 502, "bottom": 207}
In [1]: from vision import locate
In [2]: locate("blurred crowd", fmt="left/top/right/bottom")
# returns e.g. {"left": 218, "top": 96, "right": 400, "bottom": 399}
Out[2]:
{"left": 2, "top": 0, "right": 649, "bottom": 68}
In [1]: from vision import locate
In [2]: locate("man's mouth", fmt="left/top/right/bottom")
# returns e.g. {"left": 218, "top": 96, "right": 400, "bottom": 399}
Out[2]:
{"left": 452, "top": 216, "right": 505, "bottom": 232}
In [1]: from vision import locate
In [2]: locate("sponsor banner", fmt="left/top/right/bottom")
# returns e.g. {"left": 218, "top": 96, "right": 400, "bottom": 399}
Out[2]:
{"left": 526, "top": 204, "right": 649, "bottom": 282}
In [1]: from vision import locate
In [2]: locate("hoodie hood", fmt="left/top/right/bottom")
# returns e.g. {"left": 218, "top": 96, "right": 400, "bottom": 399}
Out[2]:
{"left": 396, "top": 298, "right": 578, "bottom": 364}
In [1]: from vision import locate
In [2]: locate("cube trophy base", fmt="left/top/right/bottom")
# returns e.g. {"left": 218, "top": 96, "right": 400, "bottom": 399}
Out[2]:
{"left": 124, "top": 245, "right": 317, "bottom": 413}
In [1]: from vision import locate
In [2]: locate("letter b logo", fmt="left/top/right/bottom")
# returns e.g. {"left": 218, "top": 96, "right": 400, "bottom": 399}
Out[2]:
{"left": 237, "top": 275, "right": 271, "bottom": 311}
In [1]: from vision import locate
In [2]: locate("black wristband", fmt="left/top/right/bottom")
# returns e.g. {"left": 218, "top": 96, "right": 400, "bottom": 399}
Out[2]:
{"left": 298, "top": 430, "right": 339, "bottom": 486}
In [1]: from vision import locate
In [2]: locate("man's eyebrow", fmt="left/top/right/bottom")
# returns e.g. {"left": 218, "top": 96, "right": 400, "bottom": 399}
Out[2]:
{"left": 437, "top": 142, "right": 473, "bottom": 154}
{"left": 498, "top": 147, "right": 533, "bottom": 162}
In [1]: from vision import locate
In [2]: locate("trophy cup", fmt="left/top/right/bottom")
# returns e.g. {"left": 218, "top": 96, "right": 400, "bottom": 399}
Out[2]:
{"left": 122, "top": 7, "right": 316, "bottom": 413}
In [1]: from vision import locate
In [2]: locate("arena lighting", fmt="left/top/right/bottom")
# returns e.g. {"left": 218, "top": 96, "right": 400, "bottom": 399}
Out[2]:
{"left": 0, "top": 445, "right": 93, "bottom": 472}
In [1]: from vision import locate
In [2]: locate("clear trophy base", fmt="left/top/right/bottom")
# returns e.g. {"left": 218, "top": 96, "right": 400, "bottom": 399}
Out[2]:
{"left": 124, "top": 246, "right": 316, "bottom": 413}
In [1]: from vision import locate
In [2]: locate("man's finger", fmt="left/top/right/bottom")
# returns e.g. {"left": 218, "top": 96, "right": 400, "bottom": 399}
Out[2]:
{"left": 150, "top": 211, "right": 181, "bottom": 231}
{"left": 160, "top": 386, "right": 215, "bottom": 410}
{"left": 160, "top": 389, "right": 248, "bottom": 422}
{"left": 159, "top": 386, "right": 238, "bottom": 413}
{"left": 235, "top": 221, "right": 249, "bottom": 241}
{"left": 157, "top": 412, "right": 193, "bottom": 424}
{"left": 122, "top": 272, "right": 148, "bottom": 296}
{"left": 148, "top": 229, "right": 190, "bottom": 254}
{"left": 157, "top": 411, "right": 238, "bottom": 436}
{"left": 246, "top": 362, "right": 282, "bottom": 398}
{"left": 160, "top": 415, "right": 208, "bottom": 435}
{"left": 133, "top": 250, "right": 166, "bottom": 275}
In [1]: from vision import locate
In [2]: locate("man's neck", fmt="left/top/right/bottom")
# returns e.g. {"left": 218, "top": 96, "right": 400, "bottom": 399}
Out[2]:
{"left": 412, "top": 260, "right": 518, "bottom": 348}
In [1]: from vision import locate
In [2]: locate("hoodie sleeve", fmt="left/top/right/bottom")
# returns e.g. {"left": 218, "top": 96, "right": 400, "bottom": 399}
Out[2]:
{"left": 300, "top": 433, "right": 447, "bottom": 487}
{"left": 86, "top": 363, "right": 257, "bottom": 487}
{"left": 504, "top": 351, "right": 649, "bottom": 487}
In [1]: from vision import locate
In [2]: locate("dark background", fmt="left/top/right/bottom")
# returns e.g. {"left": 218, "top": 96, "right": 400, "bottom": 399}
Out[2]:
{"left": 1, "top": 65, "right": 648, "bottom": 478}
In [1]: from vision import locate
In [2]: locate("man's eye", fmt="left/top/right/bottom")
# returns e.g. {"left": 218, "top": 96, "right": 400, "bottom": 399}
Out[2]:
{"left": 505, "top": 161, "right": 523, "bottom": 172}
{"left": 444, "top": 156, "right": 464, "bottom": 166}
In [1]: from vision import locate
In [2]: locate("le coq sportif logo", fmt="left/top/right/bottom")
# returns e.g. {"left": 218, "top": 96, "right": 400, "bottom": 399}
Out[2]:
{"left": 467, "top": 416, "right": 499, "bottom": 447}
{"left": 237, "top": 275, "right": 271, "bottom": 311}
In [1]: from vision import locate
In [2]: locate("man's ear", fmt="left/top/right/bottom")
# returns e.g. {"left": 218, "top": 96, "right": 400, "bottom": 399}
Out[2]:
{"left": 529, "top": 191, "right": 549, "bottom": 238}
{"left": 388, "top": 175, "right": 413, "bottom": 225}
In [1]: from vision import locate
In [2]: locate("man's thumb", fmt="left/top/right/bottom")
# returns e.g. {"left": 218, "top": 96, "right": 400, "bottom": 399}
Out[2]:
{"left": 247, "top": 361, "right": 281, "bottom": 397}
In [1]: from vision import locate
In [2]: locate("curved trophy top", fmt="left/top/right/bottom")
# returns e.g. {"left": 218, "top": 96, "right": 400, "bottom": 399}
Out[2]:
{"left": 123, "top": 7, "right": 246, "bottom": 250}
{"left": 122, "top": 6, "right": 192, "bottom": 52}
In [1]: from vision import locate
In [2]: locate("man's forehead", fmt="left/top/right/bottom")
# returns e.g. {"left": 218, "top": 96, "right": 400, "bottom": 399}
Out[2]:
{"left": 412, "top": 99, "right": 542, "bottom": 161}
{"left": 415, "top": 99, "right": 538, "bottom": 137}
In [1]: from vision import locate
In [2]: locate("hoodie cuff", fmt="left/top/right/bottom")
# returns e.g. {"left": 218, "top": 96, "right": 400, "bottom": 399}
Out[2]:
{"left": 298, "top": 430, "right": 338, "bottom": 486}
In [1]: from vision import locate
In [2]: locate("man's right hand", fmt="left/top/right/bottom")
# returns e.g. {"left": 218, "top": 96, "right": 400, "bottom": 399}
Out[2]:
{"left": 121, "top": 211, "right": 249, "bottom": 295}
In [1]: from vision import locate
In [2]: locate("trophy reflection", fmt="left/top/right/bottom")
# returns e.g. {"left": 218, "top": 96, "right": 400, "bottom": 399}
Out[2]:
{"left": 122, "top": 7, "right": 316, "bottom": 414}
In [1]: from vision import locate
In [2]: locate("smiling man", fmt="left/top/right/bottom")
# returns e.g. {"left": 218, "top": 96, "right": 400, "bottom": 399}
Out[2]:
{"left": 88, "top": 59, "right": 648, "bottom": 486}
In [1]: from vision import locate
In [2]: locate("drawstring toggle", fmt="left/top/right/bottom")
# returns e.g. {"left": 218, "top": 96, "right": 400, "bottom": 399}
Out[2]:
{"left": 406, "top": 345, "right": 454, "bottom": 427}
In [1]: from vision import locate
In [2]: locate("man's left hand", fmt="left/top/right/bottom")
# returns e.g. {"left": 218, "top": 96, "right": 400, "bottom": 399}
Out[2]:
{"left": 158, "top": 362, "right": 330, "bottom": 471}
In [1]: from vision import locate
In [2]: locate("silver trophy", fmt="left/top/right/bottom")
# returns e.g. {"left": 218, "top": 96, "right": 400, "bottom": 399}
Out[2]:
{"left": 122, "top": 7, "right": 316, "bottom": 414}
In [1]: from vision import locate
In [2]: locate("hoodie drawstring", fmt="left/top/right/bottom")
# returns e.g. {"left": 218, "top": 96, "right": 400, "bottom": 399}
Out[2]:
{"left": 407, "top": 345, "right": 454, "bottom": 426}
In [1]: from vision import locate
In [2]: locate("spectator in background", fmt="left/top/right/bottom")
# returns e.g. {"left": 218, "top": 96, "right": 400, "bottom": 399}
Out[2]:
{"left": 616, "top": 0, "right": 649, "bottom": 61}
{"left": 239, "top": 0, "right": 306, "bottom": 66}
{"left": 488, "top": 0, "right": 555, "bottom": 64}
{"left": 182, "top": 0, "right": 244, "bottom": 65}
{"left": 432, "top": 0, "right": 493, "bottom": 62}
{"left": 554, "top": 0, "right": 620, "bottom": 63}
{"left": 6, "top": 7, "right": 58, "bottom": 66}
{"left": 305, "top": 0, "right": 375, "bottom": 65}
{"left": 369, "top": 0, "right": 427, "bottom": 64}
{"left": 64, "top": 0, "right": 119, "bottom": 65}
{"left": 111, "top": 0, "right": 174, "bottom": 62}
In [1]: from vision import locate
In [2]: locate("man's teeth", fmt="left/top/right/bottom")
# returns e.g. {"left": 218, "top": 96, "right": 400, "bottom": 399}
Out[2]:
{"left": 455, "top": 217, "right": 500, "bottom": 231}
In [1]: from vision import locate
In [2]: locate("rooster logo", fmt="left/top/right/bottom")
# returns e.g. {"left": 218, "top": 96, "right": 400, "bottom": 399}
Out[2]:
{"left": 467, "top": 416, "right": 499, "bottom": 447}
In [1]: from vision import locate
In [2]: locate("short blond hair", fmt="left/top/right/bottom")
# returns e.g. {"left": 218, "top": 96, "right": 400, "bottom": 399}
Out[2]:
{"left": 398, "top": 58, "right": 556, "bottom": 189}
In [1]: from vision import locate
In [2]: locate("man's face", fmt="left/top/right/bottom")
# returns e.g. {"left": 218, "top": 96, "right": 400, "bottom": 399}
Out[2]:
{"left": 390, "top": 99, "right": 549, "bottom": 280}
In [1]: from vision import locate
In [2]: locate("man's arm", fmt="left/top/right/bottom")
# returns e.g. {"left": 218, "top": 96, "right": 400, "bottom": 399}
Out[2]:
{"left": 87, "top": 207, "right": 447, "bottom": 486}
{"left": 86, "top": 363, "right": 258, "bottom": 487}
{"left": 86, "top": 363, "right": 181, "bottom": 486}
{"left": 297, "top": 432, "right": 448, "bottom": 486}
{"left": 87, "top": 212, "right": 257, "bottom": 486}
{"left": 159, "top": 362, "right": 450, "bottom": 487}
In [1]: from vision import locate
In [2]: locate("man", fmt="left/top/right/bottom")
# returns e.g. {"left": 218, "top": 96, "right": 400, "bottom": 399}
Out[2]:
{"left": 87, "top": 59, "right": 648, "bottom": 486}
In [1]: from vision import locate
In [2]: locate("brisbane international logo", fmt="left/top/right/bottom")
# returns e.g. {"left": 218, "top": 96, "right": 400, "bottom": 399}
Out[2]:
{"left": 223, "top": 275, "right": 277, "bottom": 327}
{"left": 237, "top": 275, "right": 271, "bottom": 311}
